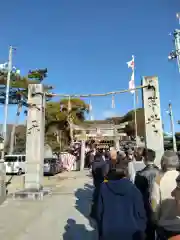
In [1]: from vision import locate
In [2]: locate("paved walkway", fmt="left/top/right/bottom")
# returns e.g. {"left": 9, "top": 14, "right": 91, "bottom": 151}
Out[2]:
{"left": 0, "top": 170, "right": 98, "bottom": 240}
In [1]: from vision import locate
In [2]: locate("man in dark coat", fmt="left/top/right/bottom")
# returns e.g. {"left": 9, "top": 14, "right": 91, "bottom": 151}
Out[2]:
{"left": 90, "top": 150, "right": 109, "bottom": 220}
{"left": 134, "top": 148, "right": 160, "bottom": 240}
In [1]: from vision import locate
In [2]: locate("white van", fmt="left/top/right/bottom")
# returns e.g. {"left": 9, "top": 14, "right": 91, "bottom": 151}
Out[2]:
{"left": 4, "top": 155, "right": 26, "bottom": 175}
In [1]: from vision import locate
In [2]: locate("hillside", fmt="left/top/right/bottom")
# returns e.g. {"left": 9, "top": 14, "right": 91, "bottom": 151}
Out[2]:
{"left": 0, "top": 124, "right": 26, "bottom": 153}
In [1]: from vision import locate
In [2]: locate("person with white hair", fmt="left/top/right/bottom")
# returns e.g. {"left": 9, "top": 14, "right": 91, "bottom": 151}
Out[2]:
{"left": 151, "top": 150, "right": 180, "bottom": 239}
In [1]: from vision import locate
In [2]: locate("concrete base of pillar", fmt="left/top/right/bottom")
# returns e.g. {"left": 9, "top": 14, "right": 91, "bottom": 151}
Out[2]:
{"left": 0, "top": 161, "right": 6, "bottom": 205}
{"left": 10, "top": 188, "right": 51, "bottom": 200}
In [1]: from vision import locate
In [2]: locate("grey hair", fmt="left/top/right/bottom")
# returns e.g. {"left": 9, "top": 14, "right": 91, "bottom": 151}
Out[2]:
{"left": 161, "top": 150, "right": 179, "bottom": 172}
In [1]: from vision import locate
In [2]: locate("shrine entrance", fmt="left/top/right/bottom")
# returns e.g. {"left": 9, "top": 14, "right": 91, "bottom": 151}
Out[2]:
{"left": 73, "top": 122, "right": 128, "bottom": 152}
{"left": 0, "top": 76, "right": 163, "bottom": 193}
{"left": 38, "top": 76, "right": 163, "bottom": 167}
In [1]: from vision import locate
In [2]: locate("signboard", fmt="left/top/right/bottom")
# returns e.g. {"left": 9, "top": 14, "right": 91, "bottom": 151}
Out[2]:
{"left": 96, "top": 144, "right": 109, "bottom": 149}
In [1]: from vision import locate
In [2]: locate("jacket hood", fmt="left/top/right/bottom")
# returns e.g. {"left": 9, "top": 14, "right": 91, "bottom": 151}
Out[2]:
{"left": 105, "top": 178, "right": 133, "bottom": 196}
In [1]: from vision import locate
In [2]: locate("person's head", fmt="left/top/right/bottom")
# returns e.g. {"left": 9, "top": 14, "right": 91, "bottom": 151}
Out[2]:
{"left": 127, "top": 149, "right": 134, "bottom": 161}
{"left": 161, "top": 150, "right": 179, "bottom": 172}
{"left": 143, "top": 148, "right": 156, "bottom": 165}
{"left": 119, "top": 151, "right": 126, "bottom": 159}
{"left": 97, "top": 148, "right": 103, "bottom": 154}
{"left": 110, "top": 147, "right": 117, "bottom": 162}
{"left": 134, "top": 147, "right": 145, "bottom": 161}
{"left": 109, "top": 161, "right": 128, "bottom": 180}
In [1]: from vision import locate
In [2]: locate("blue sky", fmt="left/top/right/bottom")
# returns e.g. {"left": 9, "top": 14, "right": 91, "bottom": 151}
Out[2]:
{"left": 0, "top": 0, "right": 180, "bottom": 132}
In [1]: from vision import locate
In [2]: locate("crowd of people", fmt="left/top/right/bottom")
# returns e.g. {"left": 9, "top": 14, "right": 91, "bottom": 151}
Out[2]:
{"left": 88, "top": 146, "right": 180, "bottom": 240}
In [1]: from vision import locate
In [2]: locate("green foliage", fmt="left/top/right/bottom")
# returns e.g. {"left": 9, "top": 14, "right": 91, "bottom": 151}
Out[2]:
{"left": 0, "top": 68, "right": 53, "bottom": 153}
{"left": 28, "top": 68, "right": 48, "bottom": 81}
{"left": 46, "top": 98, "right": 89, "bottom": 128}
{"left": 123, "top": 108, "right": 145, "bottom": 137}
{"left": 3, "top": 124, "right": 26, "bottom": 153}
{"left": 45, "top": 133, "right": 60, "bottom": 153}
{"left": 0, "top": 68, "right": 51, "bottom": 90}
{"left": 45, "top": 131, "right": 69, "bottom": 153}
{"left": 106, "top": 108, "right": 145, "bottom": 137}
{"left": 0, "top": 69, "right": 52, "bottom": 106}
{"left": 45, "top": 98, "right": 89, "bottom": 150}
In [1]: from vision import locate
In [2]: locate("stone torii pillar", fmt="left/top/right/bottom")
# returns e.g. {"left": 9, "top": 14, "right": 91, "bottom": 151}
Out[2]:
{"left": 142, "top": 76, "right": 164, "bottom": 166}
{"left": 25, "top": 84, "right": 45, "bottom": 191}
{"left": 0, "top": 159, "right": 6, "bottom": 205}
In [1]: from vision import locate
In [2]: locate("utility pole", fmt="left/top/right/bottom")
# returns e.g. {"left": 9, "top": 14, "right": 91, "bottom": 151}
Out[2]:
{"left": 174, "top": 29, "right": 180, "bottom": 72}
{"left": 168, "top": 102, "right": 177, "bottom": 152}
{"left": 168, "top": 13, "right": 180, "bottom": 72}
{"left": 1, "top": 46, "right": 13, "bottom": 160}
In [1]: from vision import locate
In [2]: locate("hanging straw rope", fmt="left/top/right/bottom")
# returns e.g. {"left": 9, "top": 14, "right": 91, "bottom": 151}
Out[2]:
{"left": 111, "top": 95, "right": 115, "bottom": 109}
{"left": 45, "top": 84, "right": 147, "bottom": 98}
{"left": 89, "top": 99, "right": 94, "bottom": 120}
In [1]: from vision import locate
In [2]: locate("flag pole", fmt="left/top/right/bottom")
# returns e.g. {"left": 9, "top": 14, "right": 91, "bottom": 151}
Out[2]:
{"left": 127, "top": 55, "right": 138, "bottom": 147}
{"left": 168, "top": 102, "right": 177, "bottom": 152}
{"left": 133, "top": 90, "right": 138, "bottom": 147}
{"left": 133, "top": 55, "right": 138, "bottom": 147}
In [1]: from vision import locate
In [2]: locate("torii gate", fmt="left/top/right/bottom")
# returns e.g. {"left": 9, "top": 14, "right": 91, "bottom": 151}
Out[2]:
{"left": 0, "top": 76, "right": 164, "bottom": 199}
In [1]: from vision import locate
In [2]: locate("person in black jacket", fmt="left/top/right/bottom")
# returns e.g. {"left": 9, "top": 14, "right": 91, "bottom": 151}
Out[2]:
{"left": 134, "top": 148, "right": 160, "bottom": 240}
{"left": 90, "top": 150, "right": 108, "bottom": 220}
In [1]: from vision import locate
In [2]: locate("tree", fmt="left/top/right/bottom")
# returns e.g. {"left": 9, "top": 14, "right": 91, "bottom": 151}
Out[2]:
{"left": 123, "top": 108, "right": 145, "bottom": 137}
{"left": 46, "top": 98, "right": 89, "bottom": 129}
{"left": 45, "top": 98, "right": 89, "bottom": 151}
{"left": 0, "top": 68, "right": 52, "bottom": 154}
{"left": 0, "top": 70, "right": 52, "bottom": 105}
{"left": 13, "top": 125, "right": 26, "bottom": 153}
{"left": 107, "top": 108, "right": 145, "bottom": 137}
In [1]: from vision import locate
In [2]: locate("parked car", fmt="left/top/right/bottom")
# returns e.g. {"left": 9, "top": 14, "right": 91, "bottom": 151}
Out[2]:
{"left": 4, "top": 155, "right": 26, "bottom": 175}
{"left": 43, "top": 157, "right": 62, "bottom": 175}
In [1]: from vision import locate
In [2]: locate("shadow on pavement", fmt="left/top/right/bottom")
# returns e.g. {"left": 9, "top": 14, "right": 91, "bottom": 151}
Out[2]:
{"left": 63, "top": 219, "right": 96, "bottom": 240}
{"left": 74, "top": 183, "right": 98, "bottom": 235}
{"left": 74, "top": 183, "right": 94, "bottom": 219}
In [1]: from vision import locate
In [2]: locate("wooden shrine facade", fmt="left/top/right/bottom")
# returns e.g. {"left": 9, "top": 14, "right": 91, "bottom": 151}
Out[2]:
{"left": 73, "top": 121, "right": 129, "bottom": 141}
